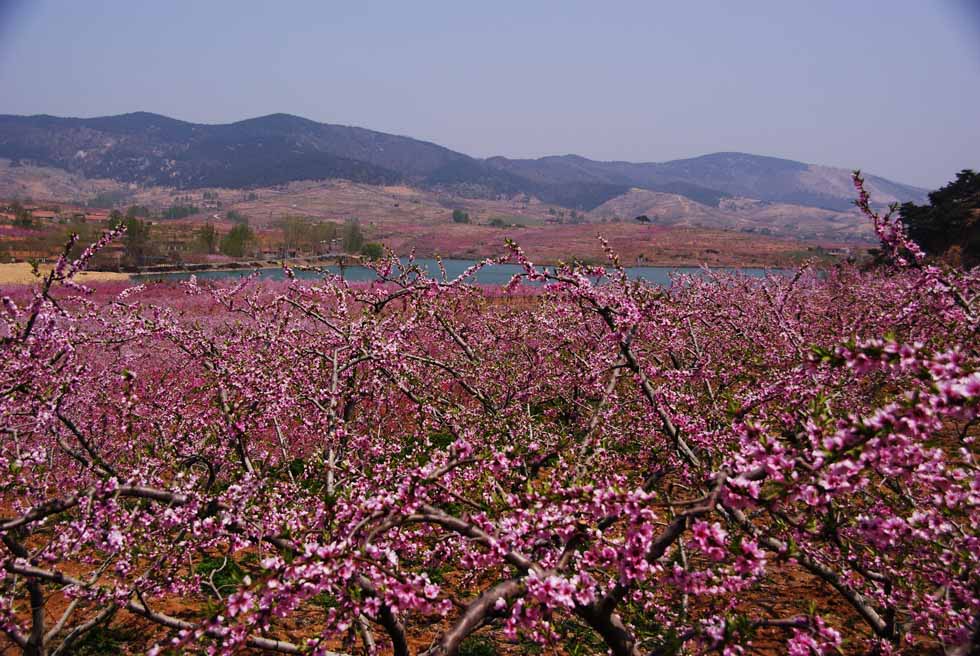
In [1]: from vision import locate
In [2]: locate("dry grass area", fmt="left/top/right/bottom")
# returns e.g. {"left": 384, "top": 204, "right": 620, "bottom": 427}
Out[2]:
{"left": 0, "top": 262, "right": 130, "bottom": 286}
{"left": 125, "top": 179, "right": 553, "bottom": 230}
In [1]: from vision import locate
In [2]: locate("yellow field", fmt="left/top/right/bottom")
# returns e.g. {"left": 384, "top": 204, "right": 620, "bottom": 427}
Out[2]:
{"left": 0, "top": 262, "right": 130, "bottom": 286}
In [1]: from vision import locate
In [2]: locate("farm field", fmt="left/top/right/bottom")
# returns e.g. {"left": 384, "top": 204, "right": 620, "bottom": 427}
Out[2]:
{"left": 1, "top": 182, "right": 978, "bottom": 655}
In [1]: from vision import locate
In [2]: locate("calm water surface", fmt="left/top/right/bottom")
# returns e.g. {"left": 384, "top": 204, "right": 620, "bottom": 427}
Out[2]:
{"left": 136, "top": 259, "right": 787, "bottom": 286}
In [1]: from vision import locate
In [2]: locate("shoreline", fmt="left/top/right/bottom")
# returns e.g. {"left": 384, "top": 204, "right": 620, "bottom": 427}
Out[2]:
{"left": 3, "top": 254, "right": 829, "bottom": 286}
{"left": 118, "top": 253, "right": 364, "bottom": 276}
{"left": 130, "top": 256, "right": 805, "bottom": 279}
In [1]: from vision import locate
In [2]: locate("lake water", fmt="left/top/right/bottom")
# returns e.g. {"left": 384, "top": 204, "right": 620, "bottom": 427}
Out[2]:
{"left": 135, "top": 258, "right": 786, "bottom": 286}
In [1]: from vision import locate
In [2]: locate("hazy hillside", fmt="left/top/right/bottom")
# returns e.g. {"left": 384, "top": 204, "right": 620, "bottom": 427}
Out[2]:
{"left": 487, "top": 152, "right": 928, "bottom": 211}
{"left": 0, "top": 112, "right": 928, "bottom": 215}
{"left": 591, "top": 188, "right": 875, "bottom": 241}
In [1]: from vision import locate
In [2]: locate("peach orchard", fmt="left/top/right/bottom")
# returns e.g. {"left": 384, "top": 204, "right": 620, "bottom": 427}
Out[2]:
{"left": 1, "top": 175, "right": 978, "bottom": 655}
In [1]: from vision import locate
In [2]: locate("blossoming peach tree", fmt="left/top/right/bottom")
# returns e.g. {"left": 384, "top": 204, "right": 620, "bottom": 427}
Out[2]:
{"left": 1, "top": 175, "right": 978, "bottom": 655}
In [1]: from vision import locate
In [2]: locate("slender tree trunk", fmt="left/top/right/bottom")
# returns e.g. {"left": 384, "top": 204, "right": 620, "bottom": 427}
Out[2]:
{"left": 24, "top": 578, "right": 46, "bottom": 656}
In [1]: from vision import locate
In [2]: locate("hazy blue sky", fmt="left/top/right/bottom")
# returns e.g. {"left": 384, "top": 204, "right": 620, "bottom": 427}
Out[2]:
{"left": 1, "top": 0, "right": 978, "bottom": 188}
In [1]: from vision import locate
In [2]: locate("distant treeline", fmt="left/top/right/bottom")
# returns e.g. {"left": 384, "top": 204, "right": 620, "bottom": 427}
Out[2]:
{"left": 162, "top": 204, "right": 200, "bottom": 220}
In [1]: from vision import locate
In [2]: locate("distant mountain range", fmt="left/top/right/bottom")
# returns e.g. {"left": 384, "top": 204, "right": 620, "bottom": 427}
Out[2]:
{"left": 0, "top": 112, "right": 929, "bottom": 211}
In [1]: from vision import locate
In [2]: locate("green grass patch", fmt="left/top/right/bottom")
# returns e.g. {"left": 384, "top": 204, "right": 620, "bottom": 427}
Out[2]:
{"left": 195, "top": 555, "right": 245, "bottom": 597}
{"left": 68, "top": 624, "right": 137, "bottom": 655}
{"left": 459, "top": 634, "right": 499, "bottom": 656}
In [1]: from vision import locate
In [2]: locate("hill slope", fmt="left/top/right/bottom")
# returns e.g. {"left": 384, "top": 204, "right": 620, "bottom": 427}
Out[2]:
{"left": 0, "top": 112, "right": 473, "bottom": 188}
{"left": 591, "top": 188, "right": 875, "bottom": 241}
{"left": 486, "top": 152, "right": 927, "bottom": 211}
{"left": 0, "top": 112, "right": 928, "bottom": 212}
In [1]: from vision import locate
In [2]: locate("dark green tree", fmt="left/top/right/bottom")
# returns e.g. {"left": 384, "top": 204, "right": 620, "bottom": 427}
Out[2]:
{"left": 342, "top": 218, "right": 364, "bottom": 253}
{"left": 126, "top": 205, "right": 150, "bottom": 219}
{"left": 360, "top": 242, "right": 384, "bottom": 260}
{"left": 162, "top": 204, "right": 200, "bottom": 220}
{"left": 196, "top": 223, "right": 220, "bottom": 254}
{"left": 899, "top": 170, "right": 979, "bottom": 267}
{"left": 122, "top": 217, "right": 152, "bottom": 266}
{"left": 452, "top": 209, "right": 470, "bottom": 224}
{"left": 107, "top": 210, "right": 124, "bottom": 229}
{"left": 220, "top": 224, "right": 256, "bottom": 258}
